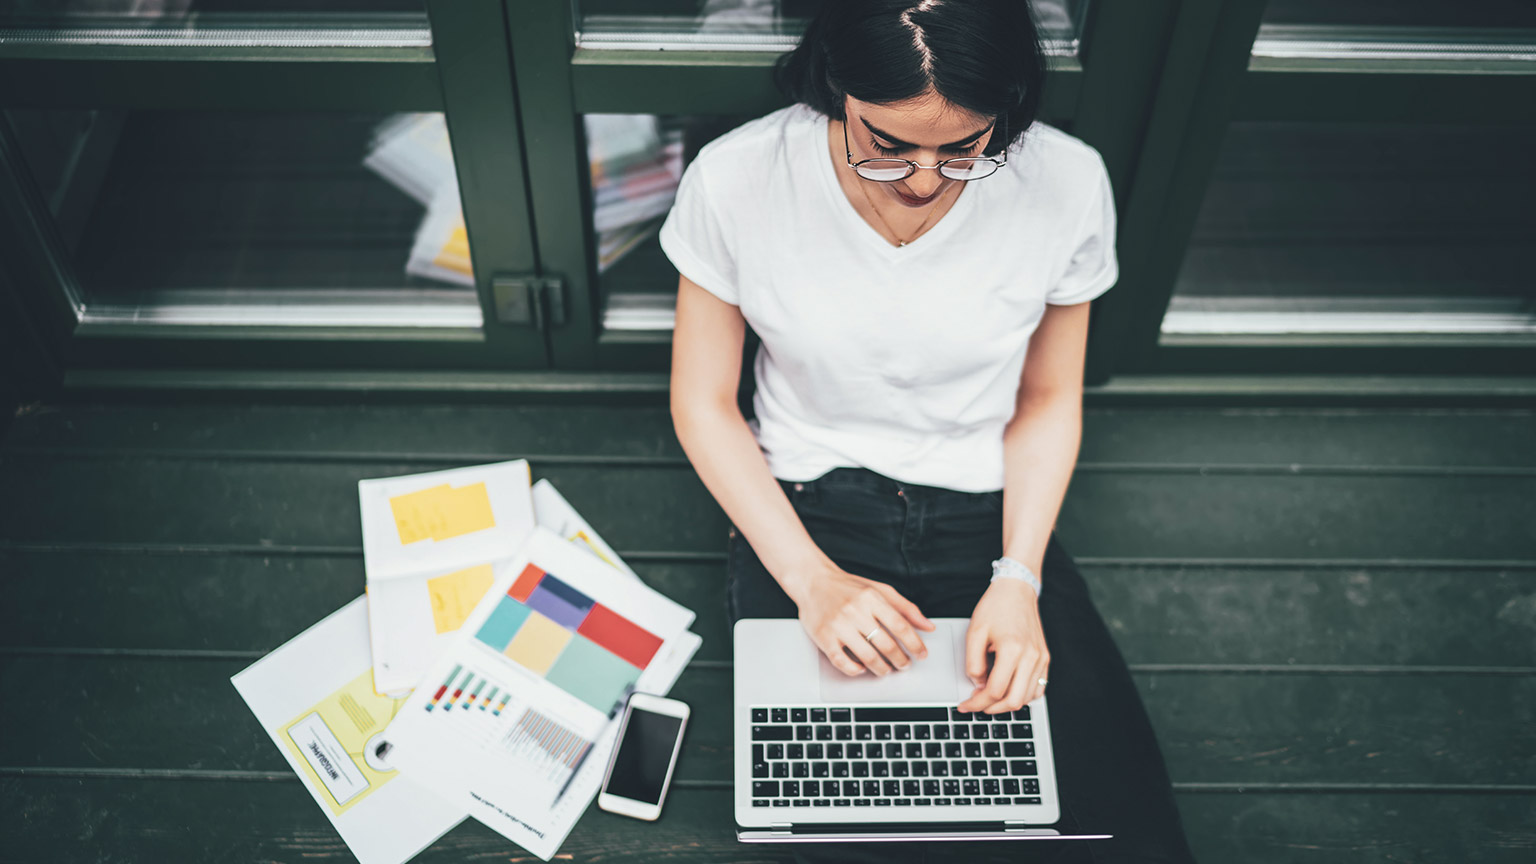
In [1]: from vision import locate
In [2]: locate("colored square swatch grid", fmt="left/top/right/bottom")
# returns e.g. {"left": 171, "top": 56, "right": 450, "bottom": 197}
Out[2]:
{"left": 472, "top": 564, "right": 665, "bottom": 713}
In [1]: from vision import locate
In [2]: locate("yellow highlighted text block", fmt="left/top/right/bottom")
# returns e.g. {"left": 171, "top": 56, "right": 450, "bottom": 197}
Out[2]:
{"left": 389, "top": 481, "right": 496, "bottom": 545}
{"left": 427, "top": 564, "right": 496, "bottom": 634}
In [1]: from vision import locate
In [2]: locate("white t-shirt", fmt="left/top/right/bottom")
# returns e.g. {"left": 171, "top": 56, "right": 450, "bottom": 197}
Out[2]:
{"left": 659, "top": 104, "right": 1118, "bottom": 493}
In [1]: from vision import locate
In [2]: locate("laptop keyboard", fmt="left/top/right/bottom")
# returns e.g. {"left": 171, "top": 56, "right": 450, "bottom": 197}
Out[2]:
{"left": 748, "top": 706, "right": 1042, "bottom": 809}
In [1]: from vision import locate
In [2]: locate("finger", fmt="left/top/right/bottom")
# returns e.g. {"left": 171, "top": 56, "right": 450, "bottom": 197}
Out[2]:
{"left": 877, "top": 584, "right": 935, "bottom": 631}
{"left": 863, "top": 623, "right": 912, "bottom": 671}
{"left": 820, "top": 637, "right": 866, "bottom": 677}
{"left": 838, "top": 622, "right": 894, "bottom": 676}
{"left": 870, "top": 603, "right": 927, "bottom": 662}
{"left": 963, "top": 622, "right": 991, "bottom": 687}
{"left": 1027, "top": 651, "right": 1052, "bottom": 704}
{"left": 978, "top": 643, "right": 1024, "bottom": 712}
{"left": 996, "top": 659, "right": 1031, "bottom": 714}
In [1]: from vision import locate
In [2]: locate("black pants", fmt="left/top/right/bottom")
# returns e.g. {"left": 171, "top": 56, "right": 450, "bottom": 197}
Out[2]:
{"left": 727, "top": 468, "right": 1195, "bottom": 864}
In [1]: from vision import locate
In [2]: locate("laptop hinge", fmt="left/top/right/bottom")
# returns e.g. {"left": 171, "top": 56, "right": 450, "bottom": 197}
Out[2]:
{"left": 769, "top": 822, "right": 793, "bottom": 835}
{"left": 1004, "top": 820, "right": 1031, "bottom": 833}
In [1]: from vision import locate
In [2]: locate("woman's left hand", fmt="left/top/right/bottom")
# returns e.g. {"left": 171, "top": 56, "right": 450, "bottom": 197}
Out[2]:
{"left": 958, "top": 579, "right": 1049, "bottom": 714}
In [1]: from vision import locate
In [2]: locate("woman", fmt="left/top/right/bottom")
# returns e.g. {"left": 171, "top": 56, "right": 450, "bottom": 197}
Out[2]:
{"left": 663, "top": 1, "right": 1194, "bottom": 861}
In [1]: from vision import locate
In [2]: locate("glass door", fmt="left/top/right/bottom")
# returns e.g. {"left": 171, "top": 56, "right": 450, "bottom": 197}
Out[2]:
{"left": 0, "top": 0, "right": 552, "bottom": 374}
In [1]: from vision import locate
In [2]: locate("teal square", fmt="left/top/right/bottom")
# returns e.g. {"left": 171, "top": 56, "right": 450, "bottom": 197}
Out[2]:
{"left": 475, "top": 597, "right": 531, "bottom": 651}
{"left": 545, "top": 633, "right": 641, "bottom": 714}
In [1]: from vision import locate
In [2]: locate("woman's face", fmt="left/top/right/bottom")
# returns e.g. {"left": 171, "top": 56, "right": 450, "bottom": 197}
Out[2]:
{"left": 844, "top": 92, "right": 998, "bottom": 209}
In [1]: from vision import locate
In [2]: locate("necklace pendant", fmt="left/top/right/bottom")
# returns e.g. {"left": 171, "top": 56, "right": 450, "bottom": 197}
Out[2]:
{"left": 897, "top": 239, "right": 907, "bottom": 247}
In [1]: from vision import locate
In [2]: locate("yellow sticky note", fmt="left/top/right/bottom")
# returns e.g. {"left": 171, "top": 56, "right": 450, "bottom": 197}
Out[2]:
{"left": 431, "top": 482, "right": 496, "bottom": 541}
{"left": 389, "top": 484, "right": 451, "bottom": 545}
{"left": 388, "top": 482, "right": 495, "bottom": 545}
{"left": 427, "top": 564, "right": 496, "bottom": 634}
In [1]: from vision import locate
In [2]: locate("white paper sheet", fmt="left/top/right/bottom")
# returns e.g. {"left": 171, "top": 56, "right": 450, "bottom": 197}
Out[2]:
{"left": 230, "top": 598, "right": 464, "bottom": 864}
{"left": 360, "top": 460, "right": 536, "bottom": 695}
{"left": 381, "top": 529, "right": 699, "bottom": 859}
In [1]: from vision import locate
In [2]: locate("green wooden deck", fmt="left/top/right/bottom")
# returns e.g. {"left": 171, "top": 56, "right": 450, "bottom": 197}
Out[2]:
{"left": 2, "top": 399, "right": 1534, "bottom": 861}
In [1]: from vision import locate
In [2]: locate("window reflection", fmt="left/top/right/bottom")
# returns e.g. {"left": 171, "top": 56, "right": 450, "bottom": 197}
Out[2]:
{"left": 576, "top": 0, "right": 1088, "bottom": 55}
{"left": 1163, "top": 122, "right": 1536, "bottom": 338}
{"left": 0, "top": 0, "right": 430, "bottom": 48}
{"left": 4, "top": 109, "right": 480, "bottom": 329}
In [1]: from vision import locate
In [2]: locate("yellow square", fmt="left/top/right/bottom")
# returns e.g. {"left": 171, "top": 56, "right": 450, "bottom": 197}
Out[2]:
{"left": 387, "top": 482, "right": 496, "bottom": 546}
{"left": 426, "top": 564, "right": 496, "bottom": 634}
{"left": 503, "top": 611, "right": 572, "bottom": 676}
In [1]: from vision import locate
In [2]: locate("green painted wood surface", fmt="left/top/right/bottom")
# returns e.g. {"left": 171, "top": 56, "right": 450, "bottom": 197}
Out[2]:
{"left": 2, "top": 399, "right": 1532, "bottom": 861}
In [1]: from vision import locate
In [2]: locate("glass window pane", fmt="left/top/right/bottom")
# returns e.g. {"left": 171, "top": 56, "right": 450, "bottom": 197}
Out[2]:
{"left": 5, "top": 108, "right": 481, "bottom": 329}
{"left": 0, "top": 1, "right": 429, "bottom": 48}
{"left": 1161, "top": 121, "right": 1536, "bottom": 338}
{"left": 576, "top": 0, "right": 1088, "bottom": 56}
{"left": 1255, "top": 1, "right": 1536, "bottom": 60}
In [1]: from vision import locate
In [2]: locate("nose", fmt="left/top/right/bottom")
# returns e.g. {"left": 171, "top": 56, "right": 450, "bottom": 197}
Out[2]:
{"left": 905, "top": 169, "right": 944, "bottom": 198}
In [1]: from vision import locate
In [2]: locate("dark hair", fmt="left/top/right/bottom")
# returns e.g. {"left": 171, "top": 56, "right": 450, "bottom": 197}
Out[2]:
{"left": 774, "top": 0, "right": 1047, "bottom": 155}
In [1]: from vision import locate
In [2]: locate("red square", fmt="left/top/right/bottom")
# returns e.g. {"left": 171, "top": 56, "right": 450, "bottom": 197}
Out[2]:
{"left": 507, "top": 564, "right": 544, "bottom": 602}
{"left": 576, "top": 604, "right": 663, "bottom": 669}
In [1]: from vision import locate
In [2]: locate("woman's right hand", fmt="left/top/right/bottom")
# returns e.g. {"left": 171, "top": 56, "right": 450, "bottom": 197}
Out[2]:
{"left": 789, "top": 564, "right": 937, "bottom": 676}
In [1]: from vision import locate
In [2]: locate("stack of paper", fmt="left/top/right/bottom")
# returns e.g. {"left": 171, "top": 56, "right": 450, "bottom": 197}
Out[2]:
{"left": 232, "top": 463, "right": 703, "bottom": 864}
{"left": 361, "top": 112, "right": 684, "bottom": 283}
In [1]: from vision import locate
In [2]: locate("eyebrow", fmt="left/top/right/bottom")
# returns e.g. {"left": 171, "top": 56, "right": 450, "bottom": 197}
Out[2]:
{"left": 861, "top": 117, "right": 994, "bottom": 150}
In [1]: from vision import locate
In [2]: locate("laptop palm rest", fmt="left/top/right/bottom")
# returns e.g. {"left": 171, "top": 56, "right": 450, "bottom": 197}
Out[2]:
{"left": 817, "top": 620, "right": 971, "bottom": 703}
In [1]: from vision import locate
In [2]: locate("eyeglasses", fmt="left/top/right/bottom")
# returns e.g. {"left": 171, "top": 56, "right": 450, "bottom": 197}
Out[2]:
{"left": 843, "top": 115, "right": 1008, "bottom": 182}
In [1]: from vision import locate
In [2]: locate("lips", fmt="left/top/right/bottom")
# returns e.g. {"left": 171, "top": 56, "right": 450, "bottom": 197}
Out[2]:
{"left": 896, "top": 188, "right": 934, "bottom": 206}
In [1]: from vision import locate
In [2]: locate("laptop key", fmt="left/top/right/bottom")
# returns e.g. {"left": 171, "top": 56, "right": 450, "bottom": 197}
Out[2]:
{"left": 895, "top": 799, "right": 912, "bottom": 806}
{"left": 855, "top": 726, "right": 873, "bottom": 740}
{"left": 1013, "top": 707, "right": 1031, "bottom": 721}
{"left": 905, "top": 742, "right": 923, "bottom": 758}
{"left": 834, "top": 799, "right": 852, "bottom": 807}
{"left": 963, "top": 780, "right": 980, "bottom": 795}
{"left": 752, "top": 801, "right": 769, "bottom": 807}
{"left": 933, "top": 724, "right": 950, "bottom": 740}
{"left": 792, "top": 800, "right": 811, "bottom": 807}
{"left": 768, "top": 744, "right": 784, "bottom": 759}
{"left": 1009, "top": 760, "right": 1038, "bottom": 776}
{"left": 832, "top": 762, "right": 848, "bottom": 777}
{"left": 930, "top": 760, "right": 948, "bottom": 776}
{"left": 753, "top": 762, "right": 769, "bottom": 778}
{"left": 856, "top": 798, "right": 872, "bottom": 806}
{"left": 892, "top": 762, "right": 909, "bottom": 777}
{"left": 791, "top": 708, "right": 807, "bottom": 723}
{"left": 772, "top": 763, "right": 788, "bottom": 778}
{"left": 875, "top": 725, "right": 893, "bottom": 740}
{"left": 811, "top": 708, "right": 827, "bottom": 722}
{"left": 752, "top": 781, "right": 778, "bottom": 797}
{"left": 1003, "top": 779, "right": 1020, "bottom": 795}
{"left": 772, "top": 800, "right": 790, "bottom": 807}
{"left": 845, "top": 743, "right": 863, "bottom": 758}
{"left": 884, "top": 743, "right": 903, "bottom": 758}
{"left": 971, "top": 760, "right": 989, "bottom": 776}
{"left": 946, "top": 743, "right": 963, "bottom": 758}
{"left": 863, "top": 780, "right": 881, "bottom": 797}
{"left": 874, "top": 799, "right": 893, "bottom": 807}
{"left": 984, "top": 779, "right": 1000, "bottom": 795}
{"left": 991, "top": 723, "right": 1010, "bottom": 739}
{"left": 894, "top": 724, "right": 912, "bottom": 740}
{"left": 914, "top": 724, "right": 931, "bottom": 740}
{"left": 1004, "top": 741, "right": 1034, "bottom": 757}
{"left": 1017, "top": 796, "right": 1042, "bottom": 805}
{"left": 803, "top": 781, "right": 819, "bottom": 796}
{"left": 813, "top": 799, "right": 831, "bottom": 807}
{"left": 807, "top": 744, "right": 823, "bottom": 759}
{"left": 954, "top": 798, "right": 971, "bottom": 806}
{"left": 923, "top": 779, "right": 941, "bottom": 796}
{"left": 872, "top": 762, "right": 890, "bottom": 777}
{"left": 964, "top": 742, "right": 982, "bottom": 758}
{"left": 787, "top": 744, "right": 803, "bottom": 759}
{"left": 974, "top": 797, "right": 991, "bottom": 805}
{"left": 984, "top": 742, "right": 1001, "bottom": 758}
{"left": 991, "top": 760, "right": 1010, "bottom": 776}
{"left": 925, "top": 743, "right": 942, "bottom": 758}
{"left": 934, "top": 798, "right": 952, "bottom": 805}
{"left": 943, "top": 779, "right": 960, "bottom": 796}
{"left": 953, "top": 725, "right": 970, "bottom": 740}
{"left": 853, "top": 762, "right": 869, "bottom": 777}
{"left": 828, "top": 744, "right": 844, "bottom": 759}
{"left": 752, "top": 708, "right": 767, "bottom": 723}
{"left": 951, "top": 760, "right": 968, "bottom": 776}
{"left": 771, "top": 708, "right": 788, "bottom": 723}
{"left": 973, "top": 724, "right": 989, "bottom": 740}
{"left": 816, "top": 725, "right": 833, "bottom": 741}
{"left": 753, "top": 725, "right": 792, "bottom": 741}
{"left": 830, "top": 708, "right": 852, "bottom": 722}
{"left": 835, "top": 725, "right": 853, "bottom": 741}
{"left": 855, "top": 707, "right": 949, "bottom": 722}
{"left": 844, "top": 780, "right": 861, "bottom": 796}
{"left": 915, "top": 798, "right": 932, "bottom": 805}
{"left": 902, "top": 780, "right": 920, "bottom": 796}
{"left": 1022, "top": 780, "right": 1040, "bottom": 794}
{"left": 1014, "top": 723, "right": 1034, "bottom": 739}
{"left": 813, "top": 763, "right": 830, "bottom": 778}
{"left": 912, "top": 761, "right": 928, "bottom": 777}
{"left": 783, "top": 781, "right": 799, "bottom": 797}
{"left": 883, "top": 780, "right": 901, "bottom": 797}
{"left": 795, "top": 726, "right": 813, "bottom": 741}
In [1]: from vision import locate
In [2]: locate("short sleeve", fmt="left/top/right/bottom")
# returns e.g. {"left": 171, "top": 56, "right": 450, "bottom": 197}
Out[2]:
{"left": 658, "top": 157, "right": 740, "bottom": 305}
{"left": 1045, "top": 154, "right": 1118, "bottom": 306}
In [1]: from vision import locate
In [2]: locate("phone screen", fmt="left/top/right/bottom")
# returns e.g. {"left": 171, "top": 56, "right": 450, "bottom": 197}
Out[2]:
{"left": 603, "top": 707, "right": 683, "bottom": 804}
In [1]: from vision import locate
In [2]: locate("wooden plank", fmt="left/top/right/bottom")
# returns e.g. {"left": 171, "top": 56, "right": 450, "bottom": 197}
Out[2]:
{"left": 11, "top": 404, "right": 1534, "bottom": 467}
{"left": 3, "top": 658, "right": 1531, "bottom": 786}
{"left": 4, "top": 551, "right": 1534, "bottom": 667}
{"left": 2, "top": 777, "right": 1533, "bottom": 863}
{"left": 4, "top": 455, "right": 1531, "bottom": 561}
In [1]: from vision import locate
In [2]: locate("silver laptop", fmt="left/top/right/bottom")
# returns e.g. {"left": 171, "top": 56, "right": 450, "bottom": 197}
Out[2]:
{"left": 733, "top": 618, "right": 1110, "bottom": 843}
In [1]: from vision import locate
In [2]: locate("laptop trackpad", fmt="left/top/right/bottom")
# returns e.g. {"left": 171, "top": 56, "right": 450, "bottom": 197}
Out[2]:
{"left": 816, "top": 623, "right": 968, "bottom": 703}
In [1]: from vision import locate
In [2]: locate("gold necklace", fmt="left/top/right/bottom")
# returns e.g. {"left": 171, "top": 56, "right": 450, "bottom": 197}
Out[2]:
{"left": 853, "top": 161, "right": 942, "bottom": 248}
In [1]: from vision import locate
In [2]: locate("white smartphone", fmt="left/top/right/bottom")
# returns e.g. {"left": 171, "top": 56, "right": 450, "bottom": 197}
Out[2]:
{"left": 597, "top": 692, "right": 690, "bottom": 821}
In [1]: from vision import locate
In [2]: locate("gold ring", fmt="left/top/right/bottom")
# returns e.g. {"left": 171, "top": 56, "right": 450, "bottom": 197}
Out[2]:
{"left": 865, "top": 628, "right": 881, "bottom": 643}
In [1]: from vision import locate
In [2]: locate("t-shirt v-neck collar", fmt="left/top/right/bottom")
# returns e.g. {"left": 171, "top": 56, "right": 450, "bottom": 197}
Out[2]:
{"left": 810, "top": 111, "right": 976, "bottom": 259}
